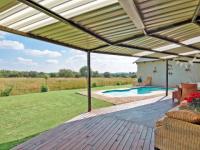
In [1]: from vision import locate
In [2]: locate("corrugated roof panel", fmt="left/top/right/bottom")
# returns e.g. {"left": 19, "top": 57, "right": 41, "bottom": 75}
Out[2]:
{"left": 31, "top": 22, "right": 106, "bottom": 50}
{"left": 147, "top": 53, "right": 173, "bottom": 59}
{"left": 94, "top": 45, "right": 143, "bottom": 56}
{"left": 0, "top": 0, "right": 18, "bottom": 13}
{"left": 135, "top": 0, "right": 199, "bottom": 30}
{"left": 72, "top": 3, "right": 143, "bottom": 42}
{"left": 167, "top": 47, "right": 196, "bottom": 54}
{"left": 124, "top": 36, "right": 171, "bottom": 49}
{"left": 157, "top": 23, "right": 200, "bottom": 42}
{"left": 0, "top": 0, "right": 199, "bottom": 59}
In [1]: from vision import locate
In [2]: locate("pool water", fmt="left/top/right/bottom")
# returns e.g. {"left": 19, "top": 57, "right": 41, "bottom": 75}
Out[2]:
{"left": 103, "top": 87, "right": 174, "bottom": 97}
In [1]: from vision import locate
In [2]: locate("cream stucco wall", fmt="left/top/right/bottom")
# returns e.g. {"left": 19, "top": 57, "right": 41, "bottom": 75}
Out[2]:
{"left": 137, "top": 60, "right": 200, "bottom": 87}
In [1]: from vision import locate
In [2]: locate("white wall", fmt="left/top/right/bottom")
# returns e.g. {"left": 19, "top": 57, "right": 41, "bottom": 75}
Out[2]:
{"left": 137, "top": 60, "right": 200, "bottom": 87}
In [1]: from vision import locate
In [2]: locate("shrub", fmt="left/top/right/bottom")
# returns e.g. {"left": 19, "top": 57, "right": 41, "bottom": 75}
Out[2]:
{"left": 40, "top": 85, "right": 48, "bottom": 92}
{"left": 92, "top": 82, "right": 97, "bottom": 87}
{"left": 1, "top": 86, "right": 13, "bottom": 97}
{"left": 116, "top": 82, "right": 121, "bottom": 86}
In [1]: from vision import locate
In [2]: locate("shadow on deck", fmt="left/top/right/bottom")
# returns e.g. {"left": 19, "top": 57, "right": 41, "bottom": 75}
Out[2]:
{"left": 13, "top": 96, "right": 176, "bottom": 150}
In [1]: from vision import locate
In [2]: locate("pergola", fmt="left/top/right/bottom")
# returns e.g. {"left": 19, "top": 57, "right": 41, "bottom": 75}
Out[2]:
{"left": 0, "top": 0, "right": 200, "bottom": 111}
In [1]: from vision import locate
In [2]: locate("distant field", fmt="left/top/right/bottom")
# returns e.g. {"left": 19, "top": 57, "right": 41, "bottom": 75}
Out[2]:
{"left": 0, "top": 78, "right": 135, "bottom": 95}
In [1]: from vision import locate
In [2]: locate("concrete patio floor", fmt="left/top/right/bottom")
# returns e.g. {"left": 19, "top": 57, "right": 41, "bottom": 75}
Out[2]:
{"left": 13, "top": 96, "right": 176, "bottom": 150}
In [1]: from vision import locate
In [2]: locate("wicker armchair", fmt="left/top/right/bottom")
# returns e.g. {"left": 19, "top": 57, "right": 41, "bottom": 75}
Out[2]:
{"left": 155, "top": 116, "right": 200, "bottom": 150}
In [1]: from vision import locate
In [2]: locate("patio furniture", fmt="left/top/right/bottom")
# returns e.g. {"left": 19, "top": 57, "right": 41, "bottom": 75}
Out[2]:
{"left": 143, "top": 76, "right": 152, "bottom": 86}
{"left": 155, "top": 108, "right": 200, "bottom": 150}
{"left": 172, "top": 87, "right": 182, "bottom": 103}
{"left": 172, "top": 83, "right": 198, "bottom": 103}
{"left": 181, "top": 83, "right": 198, "bottom": 101}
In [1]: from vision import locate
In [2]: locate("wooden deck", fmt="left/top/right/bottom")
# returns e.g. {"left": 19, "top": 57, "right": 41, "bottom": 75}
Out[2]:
{"left": 13, "top": 96, "right": 175, "bottom": 150}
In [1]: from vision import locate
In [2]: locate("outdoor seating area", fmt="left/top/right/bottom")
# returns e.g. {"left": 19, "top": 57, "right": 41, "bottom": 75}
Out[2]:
{"left": 155, "top": 106, "right": 200, "bottom": 150}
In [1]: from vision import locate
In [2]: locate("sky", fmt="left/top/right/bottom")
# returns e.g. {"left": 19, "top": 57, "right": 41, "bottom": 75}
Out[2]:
{"left": 0, "top": 31, "right": 138, "bottom": 73}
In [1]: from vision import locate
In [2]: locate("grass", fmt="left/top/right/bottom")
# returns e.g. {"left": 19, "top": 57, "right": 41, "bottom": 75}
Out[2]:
{"left": 0, "top": 77, "right": 135, "bottom": 95}
{"left": 0, "top": 84, "right": 131, "bottom": 150}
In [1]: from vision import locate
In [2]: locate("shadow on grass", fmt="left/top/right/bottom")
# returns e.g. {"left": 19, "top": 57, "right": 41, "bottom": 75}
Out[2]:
{"left": 0, "top": 133, "right": 40, "bottom": 150}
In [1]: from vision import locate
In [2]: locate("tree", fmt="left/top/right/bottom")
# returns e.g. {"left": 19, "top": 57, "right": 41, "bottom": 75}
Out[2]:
{"left": 79, "top": 66, "right": 88, "bottom": 77}
{"left": 103, "top": 72, "right": 111, "bottom": 78}
{"left": 92, "top": 71, "right": 100, "bottom": 77}
{"left": 58, "top": 69, "right": 74, "bottom": 77}
{"left": 49, "top": 73, "right": 57, "bottom": 77}
{"left": 74, "top": 72, "right": 81, "bottom": 78}
{"left": 29, "top": 71, "right": 37, "bottom": 77}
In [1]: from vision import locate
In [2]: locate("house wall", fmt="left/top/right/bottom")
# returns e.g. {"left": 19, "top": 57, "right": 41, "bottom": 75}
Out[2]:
{"left": 137, "top": 60, "right": 200, "bottom": 87}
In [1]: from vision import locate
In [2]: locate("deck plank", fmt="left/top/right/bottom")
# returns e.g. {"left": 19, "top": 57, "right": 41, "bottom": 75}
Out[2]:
{"left": 13, "top": 97, "right": 175, "bottom": 150}
{"left": 67, "top": 117, "right": 117, "bottom": 150}
{"left": 102, "top": 121, "right": 132, "bottom": 150}
{"left": 108, "top": 122, "right": 133, "bottom": 150}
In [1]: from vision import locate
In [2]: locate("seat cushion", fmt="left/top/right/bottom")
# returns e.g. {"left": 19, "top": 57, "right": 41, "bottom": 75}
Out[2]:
{"left": 166, "top": 110, "right": 200, "bottom": 124}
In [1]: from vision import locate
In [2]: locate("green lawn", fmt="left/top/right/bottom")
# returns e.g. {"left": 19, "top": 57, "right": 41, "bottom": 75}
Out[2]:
{"left": 0, "top": 85, "right": 131, "bottom": 150}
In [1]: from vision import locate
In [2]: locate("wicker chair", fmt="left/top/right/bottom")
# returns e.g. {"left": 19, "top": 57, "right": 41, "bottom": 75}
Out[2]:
{"left": 155, "top": 115, "right": 200, "bottom": 150}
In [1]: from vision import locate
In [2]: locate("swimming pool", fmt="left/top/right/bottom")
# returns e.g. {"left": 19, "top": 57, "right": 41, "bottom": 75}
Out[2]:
{"left": 102, "top": 87, "right": 174, "bottom": 97}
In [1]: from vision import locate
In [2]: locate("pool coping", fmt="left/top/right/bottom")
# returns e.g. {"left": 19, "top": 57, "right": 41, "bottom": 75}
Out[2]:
{"left": 97, "top": 86, "right": 172, "bottom": 97}
{"left": 78, "top": 86, "right": 173, "bottom": 105}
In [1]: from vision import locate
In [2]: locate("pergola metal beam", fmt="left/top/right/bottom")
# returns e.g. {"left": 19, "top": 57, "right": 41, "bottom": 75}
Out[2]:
{"left": 150, "top": 34, "right": 200, "bottom": 52}
{"left": 113, "top": 2, "right": 199, "bottom": 59}
{"left": 117, "top": 43, "right": 194, "bottom": 58}
{"left": 113, "top": 19, "right": 192, "bottom": 44}
{"left": 192, "top": 0, "right": 200, "bottom": 22}
{"left": 166, "top": 60, "right": 169, "bottom": 96}
{"left": 87, "top": 51, "right": 92, "bottom": 112}
{"left": 92, "top": 43, "right": 196, "bottom": 60}
{"left": 17, "top": 0, "right": 112, "bottom": 45}
{"left": 16, "top": 0, "right": 200, "bottom": 60}
{"left": 0, "top": 25, "right": 160, "bottom": 60}
{"left": 93, "top": 50, "right": 159, "bottom": 59}
{"left": 0, "top": 25, "right": 88, "bottom": 52}
{"left": 118, "top": 0, "right": 145, "bottom": 33}
{"left": 118, "top": 0, "right": 200, "bottom": 55}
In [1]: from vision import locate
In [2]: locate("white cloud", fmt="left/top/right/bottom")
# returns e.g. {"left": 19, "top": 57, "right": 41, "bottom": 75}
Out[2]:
{"left": 0, "top": 40, "right": 25, "bottom": 50}
{"left": 65, "top": 51, "right": 137, "bottom": 73}
{"left": 46, "top": 59, "right": 59, "bottom": 64}
{"left": 26, "top": 49, "right": 62, "bottom": 58}
{"left": 17, "top": 57, "right": 38, "bottom": 66}
{"left": 0, "top": 38, "right": 62, "bottom": 58}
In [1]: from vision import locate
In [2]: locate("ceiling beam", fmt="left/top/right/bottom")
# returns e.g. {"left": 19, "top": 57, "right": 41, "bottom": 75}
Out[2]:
{"left": 118, "top": 0, "right": 145, "bottom": 33}
{"left": 112, "top": 20, "right": 191, "bottom": 45}
{"left": 17, "top": 0, "right": 112, "bottom": 45}
{"left": 192, "top": 0, "right": 200, "bottom": 22}
{"left": 13, "top": 0, "right": 199, "bottom": 61}
{"left": 92, "top": 51, "right": 159, "bottom": 59}
{"left": 150, "top": 34, "right": 200, "bottom": 52}
{"left": 91, "top": 20, "right": 196, "bottom": 59}
{"left": 0, "top": 25, "right": 88, "bottom": 52}
{"left": 92, "top": 41, "right": 196, "bottom": 60}
{"left": 0, "top": 25, "right": 159, "bottom": 59}
{"left": 117, "top": 44, "right": 194, "bottom": 58}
